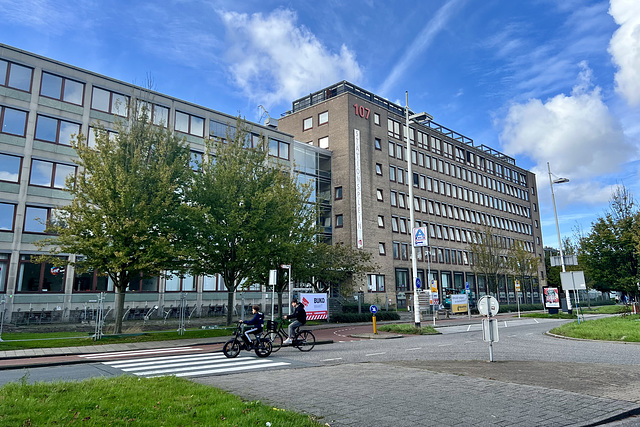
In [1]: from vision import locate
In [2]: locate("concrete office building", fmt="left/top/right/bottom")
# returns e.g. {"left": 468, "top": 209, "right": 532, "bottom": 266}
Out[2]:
{"left": 278, "top": 82, "right": 545, "bottom": 309}
{"left": 0, "top": 43, "right": 330, "bottom": 324}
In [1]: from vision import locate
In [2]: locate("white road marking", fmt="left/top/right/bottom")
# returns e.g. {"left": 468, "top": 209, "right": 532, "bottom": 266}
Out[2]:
{"left": 366, "top": 352, "right": 386, "bottom": 356}
{"left": 79, "top": 347, "right": 202, "bottom": 359}
{"left": 405, "top": 348, "right": 422, "bottom": 351}
{"left": 322, "top": 358, "right": 343, "bottom": 362}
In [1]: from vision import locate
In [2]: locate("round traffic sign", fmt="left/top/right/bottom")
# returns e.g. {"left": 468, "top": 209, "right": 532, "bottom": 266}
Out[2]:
{"left": 477, "top": 296, "right": 499, "bottom": 316}
{"left": 370, "top": 305, "right": 378, "bottom": 314}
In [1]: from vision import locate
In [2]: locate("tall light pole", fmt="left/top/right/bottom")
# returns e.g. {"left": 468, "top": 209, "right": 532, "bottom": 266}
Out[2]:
{"left": 405, "top": 92, "right": 432, "bottom": 328}
{"left": 547, "top": 162, "right": 572, "bottom": 309}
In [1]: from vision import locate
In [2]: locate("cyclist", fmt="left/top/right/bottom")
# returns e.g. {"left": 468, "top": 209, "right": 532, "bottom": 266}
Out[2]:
{"left": 283, "top": 298, "right": 306, "bottom": 345}
{"left": 239, "top": 305, "right": 264, "bottom": 348}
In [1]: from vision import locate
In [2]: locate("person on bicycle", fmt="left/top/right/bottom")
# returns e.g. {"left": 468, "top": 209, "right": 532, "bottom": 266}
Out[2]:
{"left": 283, "top": 298, "right": 306, "bottom": 345}
{"left": 239, "top": 305, "right": 264, "bottom": 348}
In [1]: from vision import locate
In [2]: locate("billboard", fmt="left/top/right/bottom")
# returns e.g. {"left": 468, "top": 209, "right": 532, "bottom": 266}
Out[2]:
{"left": 544, "top": 287, "right": 560, "bottom": 308}
{"left": 300, "top": 293, "right": 328, "bottom": 320}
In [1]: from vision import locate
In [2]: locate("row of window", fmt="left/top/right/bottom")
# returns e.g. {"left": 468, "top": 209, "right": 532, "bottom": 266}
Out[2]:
{"left": 1, "top": 152, "right": 76, "bottom": 186}
{"left": 0, "top": 254, "right": 247, "bottom": 293}
{"left": 302, "top": 111, "right": 329, "bottom": 131}
{"left": 382, "top": 139, "right": 530, "bottom": 202}
{"left": 386, "top": 117, "right": 527, "bottom": 186}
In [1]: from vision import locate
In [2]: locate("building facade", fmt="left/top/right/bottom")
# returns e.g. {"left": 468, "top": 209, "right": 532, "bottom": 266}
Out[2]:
{"left": 0, "top": 44, "right": 330, "bottom": 323}
{"left": 278, "top": 82, "right": 545, "bottom": 309}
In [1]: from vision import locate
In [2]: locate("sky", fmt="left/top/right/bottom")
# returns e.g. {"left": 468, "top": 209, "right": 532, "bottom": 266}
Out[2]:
{"left": 1, "top": 0, "right": 639, "bottom": 250}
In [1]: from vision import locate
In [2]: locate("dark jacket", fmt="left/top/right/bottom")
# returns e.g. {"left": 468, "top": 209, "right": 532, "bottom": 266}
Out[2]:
{"left": 289, "top": 304, "right": 306, "bottom": 325}
{"left": 244, "top": 311, "right": 264, "bottom": 332}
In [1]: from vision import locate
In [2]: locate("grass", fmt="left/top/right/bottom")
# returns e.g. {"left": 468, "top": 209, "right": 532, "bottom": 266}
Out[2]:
{"left": 0, "top": 375, "right": 323, "bottom": 426}
{"left": 580, "top": 304, "right": 630, "bottom": 314}
{"left": 550, "top": 314, "right": 640, "bottom": 342}
{"left": 521, "top": 312, "right": 577, "bottom": 319}
{"left": 0, "top": 327, "right": 233, "bottom": 351}
{"left": 378, "top": 323, "right": 439, "bottom": 335}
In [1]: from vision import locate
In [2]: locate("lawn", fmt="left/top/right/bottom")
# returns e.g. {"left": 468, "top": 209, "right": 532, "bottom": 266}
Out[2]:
{"left": 522, "top": 312, "right": 576, "bottom": 319}
{"left": 0, "top": 375, "right": 323, "bottom": 426}
{"left": 550, "top": 314, "right": 640, "bottom": 342}
{"left": 0, "top": 327, "right": 233, "bottom": 351}
{"left": 378, "top": 323, "right": 439, "bottom": 335}
{"left": 580, "top": 304, "right": 629, "bottom": 314}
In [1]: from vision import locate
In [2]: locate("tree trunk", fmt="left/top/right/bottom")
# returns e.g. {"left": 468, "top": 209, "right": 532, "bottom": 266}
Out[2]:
{"left": 226, "top": 289, "right": 234, "bottom": 326}
{"left": 114, "top": 286, "right": 126, "bottom": 334}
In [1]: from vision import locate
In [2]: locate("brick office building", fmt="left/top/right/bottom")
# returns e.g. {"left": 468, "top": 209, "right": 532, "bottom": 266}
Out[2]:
{"left": 278, "top": 81, "right": 546, "bottom": 308}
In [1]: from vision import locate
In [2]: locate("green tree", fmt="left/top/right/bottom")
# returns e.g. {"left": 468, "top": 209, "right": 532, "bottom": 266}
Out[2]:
{"left": 507, "top": 240, "right": 540, "bottom": 303}
{"left": 579, "top": 186, "right": 639, "bottom": 297}
{"left": 468, "top": 224, "right": 508, "bottom": 295}
{"left": 37, "top": 112, "right": 192, "bottom": 333}
{"left": 294, "top": 242, "right": 377, "bottom": 296}
{"left": 188, "top": 118, "right": 316, "bottom": 325}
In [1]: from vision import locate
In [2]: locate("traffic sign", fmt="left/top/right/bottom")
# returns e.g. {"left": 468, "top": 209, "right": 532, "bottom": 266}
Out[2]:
{"left": 515, "top": 280, "right": 521, "bottom": 292}
{"left": 465, "top": 282, "right": 470, "bottom": 292}
{"left": 416, "top": 278, "right": 422, "bottom": 289}
{"left": 477, "top": 296, "right": 499, "bottom": 316}
{"left": 370, "top": 305, "right": 378, "bottom": 314}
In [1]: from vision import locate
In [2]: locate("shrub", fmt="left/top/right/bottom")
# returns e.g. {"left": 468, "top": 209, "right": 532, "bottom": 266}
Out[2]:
{"left": 330, "top": 311, "right": 400, "bottom": 323}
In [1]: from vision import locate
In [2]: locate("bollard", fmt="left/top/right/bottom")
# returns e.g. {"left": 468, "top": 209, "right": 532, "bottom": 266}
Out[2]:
{"left": 372, "top": 315, "right": 377, "bottom": 334}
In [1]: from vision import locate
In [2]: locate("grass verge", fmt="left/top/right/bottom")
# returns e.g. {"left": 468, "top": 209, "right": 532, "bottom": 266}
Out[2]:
{"left": 550, "top": 314, "right": 640, "bottom": 342}
{"left": 0, "top": 328, "right": 233, "bottom": 351}
{"left": 521, "top": 312, "right": 576, "bottom": 319}
{"left": 0, "top": 375, "right": 323, "bottom": 426}
{"left": 580, "top": 305, "right": 629, "bottom": 314}
{"left": 378, "top": 323, "right": 439, "bottom": 335}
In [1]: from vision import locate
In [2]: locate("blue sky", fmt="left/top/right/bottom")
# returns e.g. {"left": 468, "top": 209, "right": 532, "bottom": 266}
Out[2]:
{"left": 1, "top": 0, "right": 639, "bottom": 250}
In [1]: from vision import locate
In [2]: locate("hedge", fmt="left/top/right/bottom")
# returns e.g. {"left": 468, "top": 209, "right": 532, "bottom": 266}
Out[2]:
{"left": 330, "top": 311, "right": 400, "bottom": 323}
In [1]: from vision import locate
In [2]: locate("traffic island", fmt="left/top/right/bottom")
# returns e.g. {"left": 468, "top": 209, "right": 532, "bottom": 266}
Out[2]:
{"left": 349, "top": 332, "right": 403, "bottom": 339}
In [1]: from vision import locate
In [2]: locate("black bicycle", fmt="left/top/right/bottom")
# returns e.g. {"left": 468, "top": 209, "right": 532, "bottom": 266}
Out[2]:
{"left": 223, "top": 322, "right": 272, "bottom": 358}
{"left": 261, "top": 319, "right": 315, "bottom": 352}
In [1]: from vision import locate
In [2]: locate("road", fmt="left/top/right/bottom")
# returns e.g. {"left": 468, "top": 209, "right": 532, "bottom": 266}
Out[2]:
{"left": 3, "top": 316, "right": 640, "bottom": 426}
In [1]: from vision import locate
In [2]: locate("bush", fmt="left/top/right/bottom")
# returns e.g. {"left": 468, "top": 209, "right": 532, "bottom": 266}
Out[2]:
{"left": 341, "top": 303, "right": 371, "bottom": 313}
{"left": 330, "top": 311, "right": 400, "bottom": 323}
{"left": 499, "top": 303, "right": 544, "bottom": 313}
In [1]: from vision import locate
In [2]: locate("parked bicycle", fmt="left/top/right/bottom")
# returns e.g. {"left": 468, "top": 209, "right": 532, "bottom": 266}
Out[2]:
{"left": 223, "top": 322, "right": 272, "bottom": 358}
{"left": 261, "top": 319, "right": 315, "bottom": 352}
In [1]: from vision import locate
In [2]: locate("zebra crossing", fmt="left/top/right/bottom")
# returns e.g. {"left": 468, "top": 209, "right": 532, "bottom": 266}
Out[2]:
{"left": 96, "top": 351, "right": 291, "bottom": 378}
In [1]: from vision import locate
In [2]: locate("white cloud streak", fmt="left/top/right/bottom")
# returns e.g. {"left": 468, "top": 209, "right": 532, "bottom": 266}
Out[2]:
{"left": 217, "top": 8, "right": 363, "bottom": 111}
{"left": 377, "top": 0, "right": 463, "bottom": 97}
{"left": 608, "top": 0, "right": 640, "bottom": 106}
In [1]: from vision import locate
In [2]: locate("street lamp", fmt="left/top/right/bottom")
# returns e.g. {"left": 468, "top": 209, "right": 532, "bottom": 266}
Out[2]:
{"left": 405, "top": 92, "right": 433, "bottom": 328}
{"left": 547, "top": 162, "right": 574, "bottom": 311}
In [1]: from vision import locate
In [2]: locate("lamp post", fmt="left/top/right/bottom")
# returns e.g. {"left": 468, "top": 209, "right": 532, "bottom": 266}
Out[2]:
{"left": 547, "top": 162, "right": 574, "bottom": 312}
{"left": 405, "top": 92, "right": 433, "bottom": 328}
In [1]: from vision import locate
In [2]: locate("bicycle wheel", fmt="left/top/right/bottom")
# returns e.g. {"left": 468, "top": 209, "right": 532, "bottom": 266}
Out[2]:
{"left": 254, "top": 338, "right": 273, "bottom": 358}
{"left": 295, "top": 331, "right": 315, "bottom": 352}
{"left": 262, "top": 331, "right": 284, "bottom": 352}
{"left": 223, "top": 339, "right": 241, "bottom": 358}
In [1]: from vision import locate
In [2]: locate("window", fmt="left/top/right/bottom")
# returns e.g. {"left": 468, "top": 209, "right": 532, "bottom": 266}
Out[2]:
{"left": 374, "top": 113, "right": 380, "bottom": 126}
{"left": 0, "top": 106, "right": 28, "bottom": 136}
{"left": 393, "top": 242, "right": 400, "bottom": 259}
{"left": 388, "top": 118, "right": 401, "bottom": 139}
{"left": 375, "top": 138, "right": 382, "bottom": 150}
{"left": 377, "top": 189, "right": 383, "bottom": 202}
{"left": 175, "top": 111, "right": 204, "bottom": 137}
{"left": 335, "top": 186, "right": 343, "bottom": 200}
{"left": 0, "top": 152, "right": 21, "bottom": 183}
{"left": 375, "top": 163, "right": 383, "bottom": 176}
{"left": 389, "top": 166, "right": 396, "bottom": 181}
{"left": 401, "top": 243, "right": 408, "bottom": 260}
{"left": 0, "top": 253, "right": 8, "bottom": 291}
{"left": 318, "top": 111, "right": 328, "bottom": 125}
{"left": 377, "top": 215, "right": 384, "bottom": 228}
{"left": 35, "top": 115, "right": 81, "bottom": 145}
{"left": 0, "top": 60, "right": 33, "bottom": 92}
{"left": 91, "top": 87, "right": 128, "bottom": 117}
{"left": 17, "top": 255, "right": 67, "bottom": 292}
{"left": 397, "top": 168, "right": 404, "bottom": 184}
{"left": 87, "top": 127, "right": 117, "bottom": 149}
{"left": 29, "top": 159, "right": 76, "bottom": 189}
{"left": 136, "top": 101, "right": 169, "bottom": 126}
{"left": 40, "top": 72, "right": 84, "bottom": 105}
{"left": 391, "top": 216, "right": 399, "bottom": 232}
{"left": 74, "top": 269, "right": 113, "bottom": 292}
{"left": 203, "top": 274, "right": 225, "bottom": 291}
{"left": 378, "top": 243, "right": 386, "bottom": 256}
{"left": 165, "top": 272, "right": 196, "bottom": 292}
{"left": 388, "top": 141, "right": 395, "bottom": 157}
{"left": 190, "top": 150, "right": 203, "bottom": 171}
{"left": 269, "top": 138, "right": 290, "bottom": 159}
{"left": 399, "top": 218, "right": 407, "bottom": 234}
{"left": 24, "top": 206, "right": 54, "bottom": 233}
{"left": 368, "top": 274, "right": 385, "bottom": 292}
{"left": 318, "top": 136, "right": 329, "bottom": 149}
{"left": 396, "top": 268, "right": 408, "bottom": 291}
{"left": 303, "top": 117, "right": 313, "bottom": 130}
{"left": 0, "top": 203, "right": 16, "bottom": 231}
{"left": 127, "top": 274, "right": 159, "bottom": 292}
{"left": 335, "top": 214, "right": 343, "bottom": 228}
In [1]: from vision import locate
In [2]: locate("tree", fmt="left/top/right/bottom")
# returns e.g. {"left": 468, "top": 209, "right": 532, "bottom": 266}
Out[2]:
{"left": 294, "top": 242, "right": 377, "bottom": 296}
{"left": 507, "top": 240, "right": 540, "bottom": 304}
{"left": 468, "top": 224, "right": 508, "bottom": 295}
{"left": 187, "top": 118, "right": 316, "bottom": 325}
{"left": 579, "top": 185, "right": 639, "bottom": 297}
{"left": 37, "top": 112, "right": 192, "bottom": 333}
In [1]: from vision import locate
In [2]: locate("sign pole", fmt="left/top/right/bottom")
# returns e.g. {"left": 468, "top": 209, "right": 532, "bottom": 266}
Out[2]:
{"left": 515, "top": 280, "right": 521, "bottom": 319}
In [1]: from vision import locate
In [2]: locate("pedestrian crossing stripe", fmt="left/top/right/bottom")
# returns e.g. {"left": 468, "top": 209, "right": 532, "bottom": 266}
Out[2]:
{"left": 78, "top": 346, "right": 202, "bottom": 359}
{"left": 103, "top": 353, "right": 290, "bottom": 378}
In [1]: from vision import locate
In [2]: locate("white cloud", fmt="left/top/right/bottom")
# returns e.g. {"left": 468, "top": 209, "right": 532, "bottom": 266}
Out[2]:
{"left": 608, "top": 0, "right": 640, "bottom": 106}
{"left": 500, "top": 62, "right": 636, "bottom": 204}
{"left": 217, "top": 8, "right": 363, "bottom": 110}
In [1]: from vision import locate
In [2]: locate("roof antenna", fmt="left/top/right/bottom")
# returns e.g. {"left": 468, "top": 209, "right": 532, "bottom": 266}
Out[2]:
{"left": 258, "top": 105, "right": 278, "bottom": 128}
